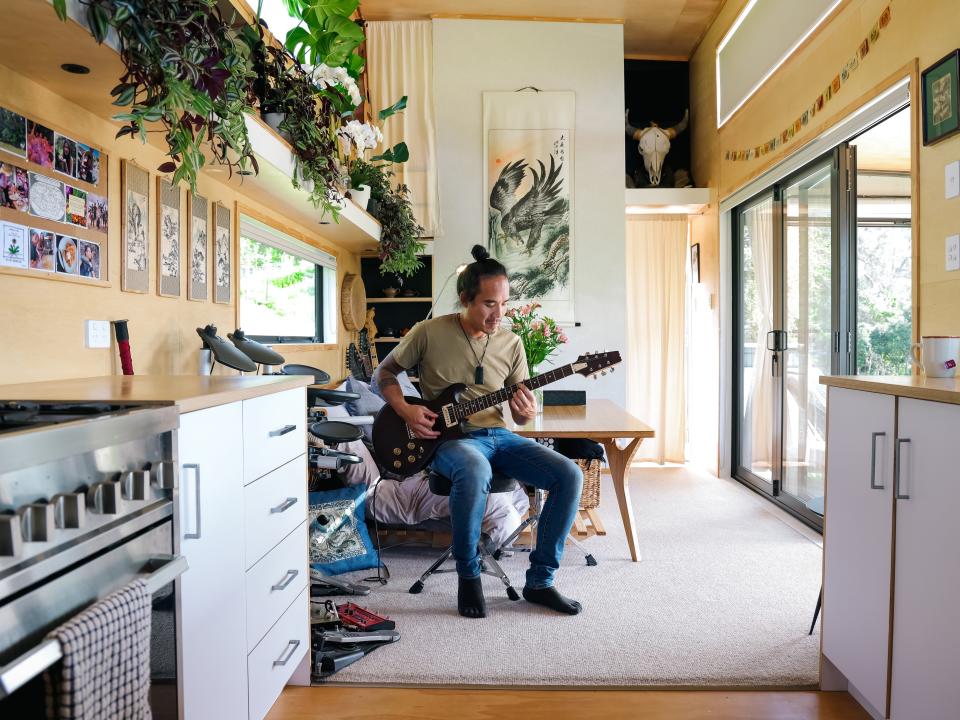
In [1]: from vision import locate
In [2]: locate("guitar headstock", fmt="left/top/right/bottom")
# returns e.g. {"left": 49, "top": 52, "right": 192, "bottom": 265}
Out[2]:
{"left": 573, "top": 351, "right": 622, "bottom": 379}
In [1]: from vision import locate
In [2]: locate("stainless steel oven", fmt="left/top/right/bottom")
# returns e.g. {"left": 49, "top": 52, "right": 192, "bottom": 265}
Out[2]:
{"left": 0, "top": 401, "right": 185, "bottom": 718}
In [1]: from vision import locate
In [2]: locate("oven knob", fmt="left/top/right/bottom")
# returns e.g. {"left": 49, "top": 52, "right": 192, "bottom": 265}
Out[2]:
{"left": 0, "top": 513, "right": 22, "bottom": 557}
{"left": 152, "top": 461, "right": 176, "bottom": 490}
{"left": 52, "top": 491, "right": 87, "bottom": 529}
{"left": 17, "top": 502, "right": 55, "bottom": 542}
{"left": 88, "top": 480, "right": 121, "bottom": 514}
{"left": 122, "top": 470, "right": 150, "bottom": 501}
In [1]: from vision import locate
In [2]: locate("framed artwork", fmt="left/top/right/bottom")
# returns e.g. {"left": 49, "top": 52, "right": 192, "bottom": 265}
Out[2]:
{"left": 188, "top": 191, "right": 208, "bottom": 301}
{"left": 483, "top": 90, "right": 576, "bottom": 323}
{"left": 121, "top": 160, "right": 149, "bottom": 293}
{"left": 690, "top": 242, "right": 701, "bottom": 284}
{"left": 922, "top": 50, "right": 960, "bottom": 146}
{"left": 157, "top": 178, "right": 181, "bottom": 297}
{"left": 213, "top": 202, "right": 231, "bottom": 304}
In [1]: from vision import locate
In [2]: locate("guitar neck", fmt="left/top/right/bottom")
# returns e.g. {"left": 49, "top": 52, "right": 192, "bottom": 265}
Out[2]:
{"left": 450, "top": 364, "right": 574, "bottom": 421}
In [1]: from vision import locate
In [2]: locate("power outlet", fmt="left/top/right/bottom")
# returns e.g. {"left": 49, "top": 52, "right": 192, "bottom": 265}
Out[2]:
{"left": 947, "top": 235, "right": 960, "bottom": 272}
{"left": 85, "top": 320, "right": 111, "bottom": 348}
{"left": 946, "top": 161, "right": 960, "bottom": 200}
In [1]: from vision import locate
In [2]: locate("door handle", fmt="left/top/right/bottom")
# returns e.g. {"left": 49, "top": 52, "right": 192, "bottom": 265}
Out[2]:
{"left": 870, "top": 432, "right": 886, "bottom": 489}
{"left": 273, "top": 639, "right": 301, "bottom": 667}
{"left": 270, "top": 497, "right": 298, "bottom": 514}
{"left": 269, "top": 424, "right": 297, "bottom": 438}
{"left": 895, "top": 438, "right": 911, "bottom": 500}
{"left": 183, "top": 464, "right": 202, "bottom": 539}
{"left": 271, "top": 569, "right": 299, "bottom": 591}
{"left": 766, "top": 330, "right": 788, "bottom": 351}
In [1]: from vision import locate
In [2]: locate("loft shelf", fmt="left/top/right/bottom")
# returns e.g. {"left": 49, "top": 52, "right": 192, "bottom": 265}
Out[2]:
{"left": 625, "top": 188, "right": 712, "bottom": 215}
{"left": 366, "top": 297, "right": 434, "bottom": 303}
{"left": 6, "top": 0, "right": 380, "bottom": 254}
{"left": 374, "top": 337, "right": 402, "bottom": 342}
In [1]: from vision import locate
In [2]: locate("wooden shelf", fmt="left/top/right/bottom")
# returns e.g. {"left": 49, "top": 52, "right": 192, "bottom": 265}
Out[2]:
{"left": 7, "top": 0, "right": 381, "bottom": 255}
{"left": 374, "top": 337, "right": 402, "bottom": 342}
{"left": 367, "top": 297, "right": 434, "bottom": 303}
{"left": 625, "top": 187, "right": 711, "bottom": 215}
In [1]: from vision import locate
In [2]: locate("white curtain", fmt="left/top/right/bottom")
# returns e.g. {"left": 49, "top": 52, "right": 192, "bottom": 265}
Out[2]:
{"left": 625, "top": 216, "right": 688, "bottom": 464}
{"left": 744, "top": 199, "right": 775, "bottom": 471}
{"left": 365, "top": 20, "right": 441, "bottom": 237}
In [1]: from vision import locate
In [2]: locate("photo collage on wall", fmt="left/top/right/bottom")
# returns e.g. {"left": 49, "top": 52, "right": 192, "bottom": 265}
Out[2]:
{"left": 0, "top": 106, "right": 106, "bottom": 281}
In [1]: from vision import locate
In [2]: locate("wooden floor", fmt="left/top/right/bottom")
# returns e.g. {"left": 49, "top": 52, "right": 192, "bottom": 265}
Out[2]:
{"left": 266, "top": 687, "right": 872, "bottom": 720}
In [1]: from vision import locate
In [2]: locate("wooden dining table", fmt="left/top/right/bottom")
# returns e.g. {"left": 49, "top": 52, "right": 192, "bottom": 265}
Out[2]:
{"left": 507, "top": 399, "right": 655, "bottom": 562}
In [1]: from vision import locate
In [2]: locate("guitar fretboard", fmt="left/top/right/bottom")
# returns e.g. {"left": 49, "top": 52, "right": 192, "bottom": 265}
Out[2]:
{"left": 451, "top": 364, "right": 575, "bottom": 421}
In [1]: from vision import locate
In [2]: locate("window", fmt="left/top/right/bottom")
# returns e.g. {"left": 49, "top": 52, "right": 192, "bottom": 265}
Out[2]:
{"left": 239, "top": 216, "right": 337, "bottom": 344}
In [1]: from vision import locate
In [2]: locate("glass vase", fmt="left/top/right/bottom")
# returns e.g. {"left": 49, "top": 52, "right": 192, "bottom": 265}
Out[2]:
{"left": 530, "top": 365, "right": 544, "bottom": 414}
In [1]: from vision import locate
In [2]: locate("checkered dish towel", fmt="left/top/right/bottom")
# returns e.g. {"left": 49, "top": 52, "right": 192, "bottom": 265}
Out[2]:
{"left": 44, "top": 578, "right": 153, "bottom": 720}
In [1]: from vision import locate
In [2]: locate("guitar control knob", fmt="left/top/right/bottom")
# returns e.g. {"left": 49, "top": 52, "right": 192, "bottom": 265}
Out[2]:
{"left": 52, "top": 492, "right": 86, "bottom": 529}
{"left": 407, "top": 455, "right": 416, "bottom": 463}
{"left": 393, "top": 448, "right": 401, "bottom": 456}
{"left": 17, "top": 502, "right": 55, "bottom": 542}
{"left": 407, "top": 442, "right": 416, "bottom": 450}
{"left": 88, "top": 480, "right": 121, "bottom": 515}
{"left": 393, "top": 461, "right": 402, "bottom": 469}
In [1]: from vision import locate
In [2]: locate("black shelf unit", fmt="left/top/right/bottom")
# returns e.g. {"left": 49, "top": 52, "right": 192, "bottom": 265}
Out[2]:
{"left": 360, "top": 255, "right": 433, "bottom": 360}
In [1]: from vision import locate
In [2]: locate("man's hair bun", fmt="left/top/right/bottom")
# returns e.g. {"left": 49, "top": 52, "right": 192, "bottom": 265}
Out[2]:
{"left": 470, "top": 244, "right": 490, "bottom": 261}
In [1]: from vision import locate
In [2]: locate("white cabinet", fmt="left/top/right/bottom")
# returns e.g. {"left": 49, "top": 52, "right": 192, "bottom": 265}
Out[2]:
{"left": 823, "top": 388, "right": 960, "bottom": 719}
{"left": 178, "top": 403, "right": 248, "bottom": 720}
{"left": 889, "top": 398, "right": 960, "bottom": 720}
{"left": 243, "top": 388, "right": 307, "bottom": 485}
{"left": 822, "top": 387, "right": 895, "bottom": 715}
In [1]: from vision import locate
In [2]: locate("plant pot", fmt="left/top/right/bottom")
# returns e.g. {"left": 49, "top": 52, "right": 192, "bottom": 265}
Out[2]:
{"left": 366, "top": 197, "right": 380, "bottom": 217}
{"left": 351, "top": 184, "right": 372, "bottom": 210}
{"left": 262, "top": 111, "right": 287, "bottom": 135}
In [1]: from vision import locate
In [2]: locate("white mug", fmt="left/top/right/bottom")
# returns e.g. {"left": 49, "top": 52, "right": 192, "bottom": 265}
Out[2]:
{"left": 910, "top": 336, "right": 960, "bottom": 378}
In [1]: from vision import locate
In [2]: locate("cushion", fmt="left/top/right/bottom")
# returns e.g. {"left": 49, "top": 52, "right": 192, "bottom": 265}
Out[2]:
{"left": 370, "top": 370, "right": 421, "bottom": 400}
{"left": 308, "top": 484, "right": 379, "bottom": 575}
{"left": 345, "top": 377, "right": 386, "bottom": 416}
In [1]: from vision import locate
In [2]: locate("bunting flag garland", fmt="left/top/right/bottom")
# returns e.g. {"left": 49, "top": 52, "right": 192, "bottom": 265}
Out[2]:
{"left": 724, "top": 3, "right": 893, "bottom": 162}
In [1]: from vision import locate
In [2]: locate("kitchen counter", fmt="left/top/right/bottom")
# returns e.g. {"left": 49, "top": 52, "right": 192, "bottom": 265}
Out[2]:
{"left": 820, "top": 375, "right": 960, "bottom": 405}
{"left": 0, "top": 375, "right": 312, "bottom": 413}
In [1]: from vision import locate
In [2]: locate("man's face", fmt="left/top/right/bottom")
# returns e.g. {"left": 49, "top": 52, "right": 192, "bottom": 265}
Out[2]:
{"left": 84, "top": 247, "right": 93, "bottom": 261}
{"left": 462, "top": 275, "right": 509, "bottom": 335}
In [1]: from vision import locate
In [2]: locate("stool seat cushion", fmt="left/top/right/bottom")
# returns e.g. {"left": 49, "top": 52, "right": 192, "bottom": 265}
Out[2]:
{"left": 428, "top": 471, "right": 517, "bottom": 496}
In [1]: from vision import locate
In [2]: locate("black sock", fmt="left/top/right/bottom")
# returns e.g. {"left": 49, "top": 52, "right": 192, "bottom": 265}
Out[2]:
{"left": 522, "top": 585, "right": 582, "bottom": 615}
{"left": 458, "top": 576, "right": 487, "bottom": 618}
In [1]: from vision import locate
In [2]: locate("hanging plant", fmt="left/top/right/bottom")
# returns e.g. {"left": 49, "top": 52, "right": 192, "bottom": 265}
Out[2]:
{"left": 53, "top": 0, "right": 258, "bottom": 190}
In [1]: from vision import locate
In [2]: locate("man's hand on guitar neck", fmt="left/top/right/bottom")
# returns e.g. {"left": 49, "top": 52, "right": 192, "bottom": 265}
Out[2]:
{"left": 509, "top": 384, "right": 537, "bottom": 425}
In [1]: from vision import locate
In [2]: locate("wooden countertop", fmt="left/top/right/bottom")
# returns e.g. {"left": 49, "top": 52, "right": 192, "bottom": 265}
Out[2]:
{"left": 0, "top": 375, "right": 312, "bottom": 413}
{"left": 820, "top": 375, "right": 960, "bottom": 405}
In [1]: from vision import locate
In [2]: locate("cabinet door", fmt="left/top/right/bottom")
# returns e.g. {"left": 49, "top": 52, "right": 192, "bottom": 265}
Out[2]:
{"left": 822, "top": 387, "right": 895, "bottom": 716}
{"left": 890, "top": 398, "right": 960, "bottom": 719}
{"left": 179, "top": 403, "right": 248, "bottom": 720}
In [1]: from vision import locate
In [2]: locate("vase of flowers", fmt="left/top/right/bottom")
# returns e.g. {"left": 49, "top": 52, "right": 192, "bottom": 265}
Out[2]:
{"left": 505, "top": 302, "right": 568, "bottom": 413}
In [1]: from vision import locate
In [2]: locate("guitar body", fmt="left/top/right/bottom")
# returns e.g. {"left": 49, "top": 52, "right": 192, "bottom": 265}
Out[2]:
{"left": 372, "top": 383, "right": 468, "bottom": 477}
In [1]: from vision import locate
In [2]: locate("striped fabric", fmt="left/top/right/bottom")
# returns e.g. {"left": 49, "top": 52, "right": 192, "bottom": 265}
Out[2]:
{"left": 44, "top": 579, "right": 153, "bottom": 720}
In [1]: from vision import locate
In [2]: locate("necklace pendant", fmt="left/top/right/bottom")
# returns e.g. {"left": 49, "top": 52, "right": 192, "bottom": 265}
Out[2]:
{"left": 474, "top": 365, "right": 484, "bottom": 385}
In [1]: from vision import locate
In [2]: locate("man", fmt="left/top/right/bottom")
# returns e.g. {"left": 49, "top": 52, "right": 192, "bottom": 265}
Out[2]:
{"left": 373, "top": 245, "right": 583, "bottom": 618}
{"left": 79, "top": 243, "right": 96, "bottom": 278}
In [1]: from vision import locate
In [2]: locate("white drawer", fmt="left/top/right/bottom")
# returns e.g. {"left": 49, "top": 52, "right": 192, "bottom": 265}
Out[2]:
{"left": 247, "top": 586, "right": 308, "bottom": 720}
{"left": 244, "top": 455, "right": 307, "bottom": 569}
{"left": 243, "top": 388, "right": 306, "bottom": 485}
{"left": 246, "top": 521, "right": 308, "bottom": 651}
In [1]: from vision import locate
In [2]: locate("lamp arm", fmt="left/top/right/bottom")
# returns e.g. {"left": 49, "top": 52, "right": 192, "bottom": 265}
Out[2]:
{"left": 424, "top": 267, "right": 460, "bottom": 321}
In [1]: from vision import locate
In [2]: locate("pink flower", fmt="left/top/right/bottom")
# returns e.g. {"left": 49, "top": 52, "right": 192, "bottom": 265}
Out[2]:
{"left": 559, "top": 333, "right": 568, "bottom": 343}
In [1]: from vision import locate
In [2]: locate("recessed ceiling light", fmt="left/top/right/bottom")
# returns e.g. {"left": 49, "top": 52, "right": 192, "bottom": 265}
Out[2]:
{"left": 60, "top": 63, "right": 90, "bottom": 75}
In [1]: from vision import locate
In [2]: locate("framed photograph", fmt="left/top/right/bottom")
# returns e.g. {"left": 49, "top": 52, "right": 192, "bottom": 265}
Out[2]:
{"left": 121, "top": 159, "right": 149, "bottom": 293}
{"left": 28, "top": 228, "right": 55, "bottom": 272}
{"left": 213, "top": 202, "right": 231, "bottom": 304}
{"left": 922, "top": 50, "right": 960, "bottom": 146}
{"left": 54, "top": 134, "right": 77, "bottom": 178}
{"left": 26, "top": 121, "right": 54, "bottom": 168}
{"left": 56, "top": 234, "right": 79, "bottom": 275}
{"left": 188, "top": 191, "right": 208, "bottom": 301}
{"left": 76, "top": 143, "right": 100, "bottom": 185}
{"left": 86, "top": 192, "right": 108, "bottom": 233}
{"left": 0, "top": 162, "right": 29, "bottom": 212}
{"left": 0, "top": 108, "right": 26, "bottom": 158}
{"left": 690, "top": 242, "right": 701, "bottom": 284}
{"left": 65, "top": 185, "right": 87, "bottom": 227}
{"left": 157, "top": 178, "right": 181, "bottom": 298}
{"left": 28, "top": 172, "right": 65, "bottom": 222}
{"left": 1, "top": 221, "right": 28, "bottom": 268}
{"left": 78, "top": 239, "right": 101, "bottom": 280}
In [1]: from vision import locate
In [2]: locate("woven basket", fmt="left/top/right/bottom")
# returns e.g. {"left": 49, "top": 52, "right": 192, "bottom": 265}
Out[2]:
{"left": 576, "top": 458, "right": 602, "bottom": 510}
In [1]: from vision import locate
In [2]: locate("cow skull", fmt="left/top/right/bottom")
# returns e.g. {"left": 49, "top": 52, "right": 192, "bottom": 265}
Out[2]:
{"left": 625, "top": 109, "right": 689, "bottom": 186}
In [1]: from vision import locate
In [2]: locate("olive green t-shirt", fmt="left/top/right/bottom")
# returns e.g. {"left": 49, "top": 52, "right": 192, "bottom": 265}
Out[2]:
{"left": 391, "top": 314, "right": 529, "bottom": 429}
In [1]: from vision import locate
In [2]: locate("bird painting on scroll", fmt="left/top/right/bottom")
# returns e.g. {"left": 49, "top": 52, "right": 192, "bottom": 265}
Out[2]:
{"left": 486, "top": 129, "right": 572, "bottom": 319}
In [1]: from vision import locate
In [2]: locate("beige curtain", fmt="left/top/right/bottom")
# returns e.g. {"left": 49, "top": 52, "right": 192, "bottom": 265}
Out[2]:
{"left": 365, "top": 20, "right": 440, "bottom": 237}
{"left": 625, "top": 216, "right": 688, "bottom": 464}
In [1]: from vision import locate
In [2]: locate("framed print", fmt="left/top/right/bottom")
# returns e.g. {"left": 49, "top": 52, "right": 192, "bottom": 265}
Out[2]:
{"left": 1, "top": 221, "right": 28, "bottom": 268}
{"left": 157, "top": 178, "right": 181, "bottom": 297}
{"left": 213, "top": 202, "right": 231, "bottom": 304}
{"left": 690, "top": 242, "right": 701, "bottom": 284}
{"left": 78, "top": 239, "right": 101, "bottom": 280}
{"left": 188, "top": 191, "right": 208, "bottom": 301}
{"left": 121, "top": 160, "right": 149, "bottom": 293}
{"left": 28, "top": 172, "right": 65, "bottom": 222}
{"left": 922, "top": 49, "right": 960, "bottom": 145}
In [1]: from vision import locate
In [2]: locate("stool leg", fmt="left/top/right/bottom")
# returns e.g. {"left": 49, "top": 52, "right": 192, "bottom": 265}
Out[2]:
{"left": 409, "top": 546, "right": 455, "bottom": 594}
{"left": 480, "top": 545, "right": 520, "bottom": 601}
{"left": 565, "top": 531, "right": 598, "bottom": 566}
{"left": 494, "top": 512, "right": 539, "bottom": 559}
{"left": 808, "top": 585, "right": 823, "bottom": 635}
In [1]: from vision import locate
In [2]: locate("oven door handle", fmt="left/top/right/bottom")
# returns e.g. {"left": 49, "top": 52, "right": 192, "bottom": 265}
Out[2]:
{"left": 0, "top": 554, "right": 188, "bottom": 700}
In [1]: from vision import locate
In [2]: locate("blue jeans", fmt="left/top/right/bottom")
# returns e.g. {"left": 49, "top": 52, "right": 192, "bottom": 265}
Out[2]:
{"left": 431, "top": 428, "right": 583, "bottom": 589}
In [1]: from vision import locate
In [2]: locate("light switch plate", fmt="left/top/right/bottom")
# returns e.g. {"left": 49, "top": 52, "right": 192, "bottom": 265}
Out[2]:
{"left": 85, "top": 320, "right": 111, "bottom": 348}
{"left": 947, "top": 161, "right": 960, "bottom": 199}
{"left": 947, "top": 235, "right": 960, "bottom": 272}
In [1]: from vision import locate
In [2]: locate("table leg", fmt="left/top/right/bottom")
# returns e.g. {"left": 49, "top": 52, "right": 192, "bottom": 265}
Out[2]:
{"left": 602, "top": 437, "right": 644, "bottom": 562}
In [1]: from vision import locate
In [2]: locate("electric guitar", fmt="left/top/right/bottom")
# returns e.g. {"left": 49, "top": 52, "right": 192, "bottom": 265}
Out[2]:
{"left": 372, "top": 351, "right": 621, "bottom": 476}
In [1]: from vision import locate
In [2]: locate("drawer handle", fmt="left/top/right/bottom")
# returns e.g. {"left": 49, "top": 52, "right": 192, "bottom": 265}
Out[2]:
{"left": 270, "top": 497, "right": 298, "bottom": 514}
{"left": 273, "top": 639, "right": 301, "bottom": 667}
{"left": 269, "top": 424, "right": 297, "bottom": 438}
{"left": 895, "top": 438, "right": 911, "bottom": 500}
{"left": 870, "top": 432, "right": 886, "bottom": 490}
{"left": 271, "top": 569, "right": 299, "bottom": 591}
